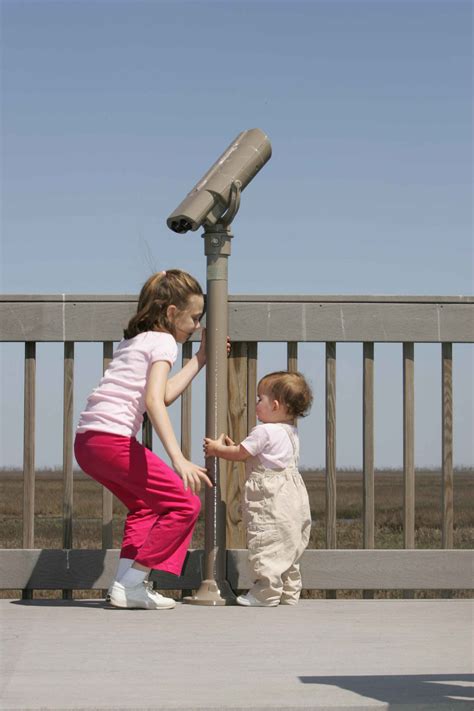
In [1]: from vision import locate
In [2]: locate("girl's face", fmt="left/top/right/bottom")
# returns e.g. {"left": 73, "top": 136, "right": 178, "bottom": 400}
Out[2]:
{"left": 169, "top": 294, "right": 204, "bottom": 343}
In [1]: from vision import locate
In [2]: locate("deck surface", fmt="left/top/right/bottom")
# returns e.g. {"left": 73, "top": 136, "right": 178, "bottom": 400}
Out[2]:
{"left": 1, "top": 598, "right": 472, "bottom": 710}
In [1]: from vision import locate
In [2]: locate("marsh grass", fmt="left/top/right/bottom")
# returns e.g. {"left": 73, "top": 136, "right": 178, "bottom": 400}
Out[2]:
{"left": 1, "top": 467, "right": 472, "bottom": 599}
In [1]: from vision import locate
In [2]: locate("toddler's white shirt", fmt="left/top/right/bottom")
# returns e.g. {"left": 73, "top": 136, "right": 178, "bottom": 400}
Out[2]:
{"left": 241, "top": 423, "right": 298, "bottom": 470}
{"left": 77, "top": 331, "right": 178, "bottom": 438}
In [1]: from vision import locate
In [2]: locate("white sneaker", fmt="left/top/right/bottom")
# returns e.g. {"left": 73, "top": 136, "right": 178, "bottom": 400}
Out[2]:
{"left": 236, "top": 592, "right": 279, "bottom": 607}
{"left": 109, "top": 580, "right": 176, "bottom": 609}
{"left": 104, "top": 582, "right": 122, "bottom": 604}
{"left": 105, "top": 580, "right": 156, "bottom": 605}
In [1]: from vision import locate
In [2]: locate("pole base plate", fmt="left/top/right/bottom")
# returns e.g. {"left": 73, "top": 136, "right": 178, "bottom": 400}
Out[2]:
{"left": 182, "top": 579, "right": 236, "bottom": 606}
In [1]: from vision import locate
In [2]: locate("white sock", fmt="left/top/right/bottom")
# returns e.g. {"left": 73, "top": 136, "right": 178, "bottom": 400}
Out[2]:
{"left": 119, "top": 567, "right": 148, "bottom": 588}
{"left": 115, "top": 558, "right": 134, "bottom": 582}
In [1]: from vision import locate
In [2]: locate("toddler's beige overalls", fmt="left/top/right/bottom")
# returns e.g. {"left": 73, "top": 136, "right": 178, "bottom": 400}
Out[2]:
{"left": 242, "top": 424, "right": 312, "bottom": 605}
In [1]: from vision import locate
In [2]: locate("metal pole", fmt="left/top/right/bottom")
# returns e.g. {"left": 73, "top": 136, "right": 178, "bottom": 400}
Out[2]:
{"left": 183, "top": 223, "right": 236, "bottom": 605}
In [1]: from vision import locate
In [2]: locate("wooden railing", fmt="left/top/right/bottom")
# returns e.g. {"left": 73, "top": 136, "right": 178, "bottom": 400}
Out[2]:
{"left": 1, "top": 294, "right": 473, "bottom": 595}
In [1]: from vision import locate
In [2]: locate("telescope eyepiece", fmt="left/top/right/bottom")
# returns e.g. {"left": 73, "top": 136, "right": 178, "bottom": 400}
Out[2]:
{"left": 170, "top": 218, "right": 193, "bottom": 234}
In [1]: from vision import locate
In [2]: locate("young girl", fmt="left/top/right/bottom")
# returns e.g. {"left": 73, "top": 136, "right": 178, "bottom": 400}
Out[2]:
{"left": 204, "top": 371, "right": 313, "bottom": 607}
{"left": 74, "top": 269, "right": 213, "bottom": 610}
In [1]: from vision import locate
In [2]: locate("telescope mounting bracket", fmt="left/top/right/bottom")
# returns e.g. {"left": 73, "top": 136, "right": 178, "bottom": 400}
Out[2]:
{"left": 203, "top": 179, "right": 242, "bottom": 232}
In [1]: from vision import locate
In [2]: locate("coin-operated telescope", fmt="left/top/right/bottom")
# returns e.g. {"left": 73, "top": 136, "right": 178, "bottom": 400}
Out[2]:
{"left": 167, "top": 128, "right": 272, "bottom": 233}
{"left": 166, "top": 128, "right": 272, "bottom": 607}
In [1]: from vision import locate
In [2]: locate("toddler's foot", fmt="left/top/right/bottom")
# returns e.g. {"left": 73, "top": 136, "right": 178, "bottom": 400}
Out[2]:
{"left": 109, "top": 580, "right": 176, "bottom": 609}
{"left": 236, "top": 592, "right": 279, "bottom": 607}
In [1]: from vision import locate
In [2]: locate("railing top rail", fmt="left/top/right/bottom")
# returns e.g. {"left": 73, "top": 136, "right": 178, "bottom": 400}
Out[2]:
{"left": 1, "top": 294, "right": 473, "bottom": 342}
{"left": 1, "top": 294, "right": 473, "bottom": 304}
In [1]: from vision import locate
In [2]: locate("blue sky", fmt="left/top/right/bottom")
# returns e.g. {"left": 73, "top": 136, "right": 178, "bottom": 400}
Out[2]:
{"left": 1, "top": 0, "right": 472, "bottom": 468}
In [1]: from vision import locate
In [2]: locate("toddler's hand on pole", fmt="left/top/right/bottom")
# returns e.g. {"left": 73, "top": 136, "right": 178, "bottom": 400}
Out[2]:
{"left": 204, "top": 433, "right": 234, "bottom": 458}
{"left": 203, "top": 436, "right": 217, "bottom": 457}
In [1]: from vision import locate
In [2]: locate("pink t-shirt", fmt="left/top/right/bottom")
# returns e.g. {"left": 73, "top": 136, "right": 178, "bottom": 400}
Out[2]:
{"left": 77, "top": 331, "right": 178, "bottom": 438}
{"left": 241, "top": 423, "right": 298, "bottom": 470}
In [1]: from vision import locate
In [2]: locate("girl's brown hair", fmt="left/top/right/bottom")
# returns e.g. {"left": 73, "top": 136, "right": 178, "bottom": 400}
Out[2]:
{"left": 258, "top": 371, "right": 313, "bottom": 419}
{"left": 124, "top": 269, "right": 204, "bottom": 339}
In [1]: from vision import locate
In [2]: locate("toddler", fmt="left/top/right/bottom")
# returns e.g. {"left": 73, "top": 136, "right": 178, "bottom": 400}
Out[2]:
{"left": 204, "top": 370, "right": 313, "bottom": 606}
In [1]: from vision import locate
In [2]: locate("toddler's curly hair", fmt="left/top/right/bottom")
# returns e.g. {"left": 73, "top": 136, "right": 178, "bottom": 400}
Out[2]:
{"left": 258, "top": 371, "right": 313, "bottom": 419}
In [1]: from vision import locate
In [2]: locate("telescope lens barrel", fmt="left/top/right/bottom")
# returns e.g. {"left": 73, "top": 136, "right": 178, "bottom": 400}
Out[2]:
{"left": 167, "top": 128, "right": 271, "bottom": 234}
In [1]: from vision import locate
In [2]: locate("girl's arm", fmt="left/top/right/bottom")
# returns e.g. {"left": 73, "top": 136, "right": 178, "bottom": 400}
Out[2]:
{"left": 204, "top": 434, "right": 251, "bottom": 462}
{"left": 164, "top": 348, "right": 205, "bottom": 406}
{"left": 146, "top": 361, "right": 212, "bottom": 493}
{"left": 165, "top": 329, "right": 230, "bottom": 406}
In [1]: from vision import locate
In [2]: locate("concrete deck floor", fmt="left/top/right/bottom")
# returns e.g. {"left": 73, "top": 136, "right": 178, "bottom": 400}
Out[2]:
{"left": 0, "top": 598, "right": 472, "bottom": 711}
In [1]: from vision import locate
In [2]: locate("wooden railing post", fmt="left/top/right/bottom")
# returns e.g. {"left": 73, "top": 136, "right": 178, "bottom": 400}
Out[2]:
{"left": 403, "top": 343, "right": 415, "bottom": 550}
{"left": 403, "top": 343, "right": 415, "bottom": 599}
{"left": 247, "top": 342, "right": 257, "bottom": 431}
{"left": 287, "top": 342, "right": 298, "bottom": 372}
{"left": 179, "top": 341, "right": 194, "bottom": 598}
{"left": 441, "top": 343, "right": 453, "bottom": 549}
{"left": 226, "top": 342, "right": 248, "bottom": 549}
{"left": 363, "top": 343, "right": 375, "bottom": 549}
{"left": 325, "top": 342, "right": 337, "bottom": 598}
{"left": 180, "top": 342, "right": 193, "bottom": 461}
{"left": 22, "top": 342, "right": 36, "bottom": 600}
{"left": 62, "top": 342, "right": 74, "bottom": 600}
{"left": 142, "top": 413, "right": 153, "bottom": 450}
{"left": 101, "top": 343, "right": 114, "bottom": 552}
{"left": 363, "top": 342, "right": 375, "bottom": 599}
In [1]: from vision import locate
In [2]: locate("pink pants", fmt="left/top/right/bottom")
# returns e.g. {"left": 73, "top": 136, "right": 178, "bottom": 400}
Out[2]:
{"left": 74, "top": 431, "right": 201, "bottom": 574}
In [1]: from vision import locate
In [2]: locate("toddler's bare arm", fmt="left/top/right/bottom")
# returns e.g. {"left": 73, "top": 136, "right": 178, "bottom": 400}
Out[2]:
{"left": 204, "top": 434, "right": 250, "bottom": 462}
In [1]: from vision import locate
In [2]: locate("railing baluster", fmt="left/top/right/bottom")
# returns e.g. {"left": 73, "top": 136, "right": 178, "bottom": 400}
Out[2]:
{"left": 179, "top": 341, "right": 194, "bottom": 599}
{"left": 325, "top": 342, "right": 337, "bottom": 548}
{"left": 62, "top": 342, "right": 74, "bottom": 600}
{"left": 403, "top": 343, "right": 415, "bottom": 551}
{"left": 180, "top": 342, "right": 193, "bottom": 460}
{"left": 142, "top": 414, "right": 153, "bottom": 450}
{"left": 363, "top": 343, "right": 375, "bottom": 599}
{"left": 102, "top": 343, "right": 114, "bottom": 551}
{"left": 22, "top": 342, "right": 36, "bottom": 600}
{"left": 325, "top": 342, "right": 337, "bottom": 597}
{"left": 363, "top": 343, "right": 375, "bottom": 548}
{"left": 287, "top": 342, "right": 298, "bottom": 373}
{"left": 442, "top": 343, "right": 453, "bottom": 549}
{"left": 247, "top": 342, "right": 257, "bottom": 431}
{"left": 226, "top": 342, "right": 248, "bottom": 549}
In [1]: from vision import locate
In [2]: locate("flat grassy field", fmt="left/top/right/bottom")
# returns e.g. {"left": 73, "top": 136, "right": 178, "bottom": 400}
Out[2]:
{"left": 0, "top": 468, "right": 472, "bottom": 599}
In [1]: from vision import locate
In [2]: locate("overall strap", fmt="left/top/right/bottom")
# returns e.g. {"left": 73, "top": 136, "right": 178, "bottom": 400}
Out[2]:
{"left": 279, "top": 423, "right": 300, "bottom": 467}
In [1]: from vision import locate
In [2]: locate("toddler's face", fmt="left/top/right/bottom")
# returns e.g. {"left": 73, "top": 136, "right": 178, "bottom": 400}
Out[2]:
{"left": 256, "top": 387, "right": 278, "bottom": 423}
{"left": 172, "top": 295, "right": 204, "bottom": 344}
